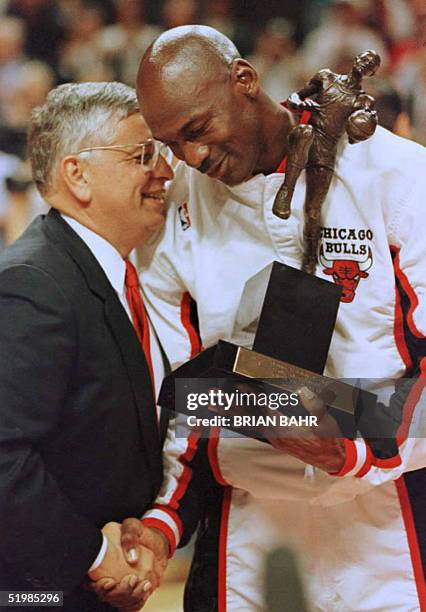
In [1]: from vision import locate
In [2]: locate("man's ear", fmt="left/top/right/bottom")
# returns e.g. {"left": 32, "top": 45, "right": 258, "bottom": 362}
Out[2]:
{"left": 61, "top": 155, "right": 91, "bottom": 203}
{"left": 230, "top": 58, "right": 259, "bottom": 98}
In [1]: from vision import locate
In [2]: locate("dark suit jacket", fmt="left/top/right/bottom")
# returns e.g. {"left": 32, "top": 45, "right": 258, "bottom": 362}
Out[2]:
{"left": 0, "top": 209, "right": 166, "bottom": 611}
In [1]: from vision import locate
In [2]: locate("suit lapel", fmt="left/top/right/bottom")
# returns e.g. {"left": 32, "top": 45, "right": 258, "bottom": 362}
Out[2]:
{"left": 150, "top": 324, "right": 171, "bottom": 445}
{"left": 43, "top": 209, "right": 162, "bottom": 484}
{"left": 44, "top": 209, "right": 113, "bottom": 300}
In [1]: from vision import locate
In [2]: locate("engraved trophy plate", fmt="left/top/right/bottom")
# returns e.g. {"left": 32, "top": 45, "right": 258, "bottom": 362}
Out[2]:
{"left": 233, "top": 345, "right": 359, "bottom": 415}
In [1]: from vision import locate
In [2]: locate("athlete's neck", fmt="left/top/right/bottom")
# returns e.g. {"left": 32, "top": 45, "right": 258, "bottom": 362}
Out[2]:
{"left": 254, "top": 95, "right": 297, "bottom": 175}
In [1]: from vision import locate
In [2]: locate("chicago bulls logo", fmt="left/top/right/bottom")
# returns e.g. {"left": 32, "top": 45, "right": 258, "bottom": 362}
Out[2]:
{"left": 320, "top": 246, "right": 373, "bottom": 303}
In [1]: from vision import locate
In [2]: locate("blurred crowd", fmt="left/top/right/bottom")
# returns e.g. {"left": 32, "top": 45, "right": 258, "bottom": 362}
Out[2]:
{"left": 0, "top": 0, "right": 425, "bottom": 249}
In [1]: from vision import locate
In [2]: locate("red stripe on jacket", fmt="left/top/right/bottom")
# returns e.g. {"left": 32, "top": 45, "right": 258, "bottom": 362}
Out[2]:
{"left": 371, "top": 247, "right": 426, "bottom": 467}
{"left": 218, "top": 488, "right": 232, "bottom": 612}
{"left": 396, "top": 477, "right": 426, "bottom": 608}
{"left": 392, "top": 247, "right": 425, "bottom": 339}
{"left": 180, "top": 292, "right": 202, "bottom": 358}
{"left": 168, "top": 430, "right": 201, "bottom": 511}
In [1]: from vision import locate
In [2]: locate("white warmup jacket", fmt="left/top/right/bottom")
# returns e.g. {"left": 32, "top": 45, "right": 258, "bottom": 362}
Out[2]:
{"left": 137, "top": 127, "right": 426, "bottom": 611}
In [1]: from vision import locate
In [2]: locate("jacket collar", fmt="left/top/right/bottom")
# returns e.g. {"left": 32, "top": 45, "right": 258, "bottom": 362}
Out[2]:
{"left": 61, "top": 213, "right": 126, "bottom": 297}
{"left": 43, "top": 208, "right": 115, "bottom": 301}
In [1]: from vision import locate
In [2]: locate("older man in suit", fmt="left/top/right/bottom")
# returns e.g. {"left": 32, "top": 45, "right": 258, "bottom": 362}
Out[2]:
{"left": 0, "top": 82, "right": 173, "bottom": 611}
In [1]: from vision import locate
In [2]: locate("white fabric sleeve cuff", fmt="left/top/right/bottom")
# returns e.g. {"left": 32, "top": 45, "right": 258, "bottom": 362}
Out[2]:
{"left": 142, "top": 508, "right": 181, "bottom": 556}
{"left": 329, "top": 438, "right": 371, "bottom": 477}
{"left": 88, "top": 534, "right": 108, "bottom": 572}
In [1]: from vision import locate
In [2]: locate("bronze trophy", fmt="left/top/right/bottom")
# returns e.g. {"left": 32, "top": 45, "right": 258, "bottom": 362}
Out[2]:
{"left": 272, "top": 50, "right": 381, "bottom": 275}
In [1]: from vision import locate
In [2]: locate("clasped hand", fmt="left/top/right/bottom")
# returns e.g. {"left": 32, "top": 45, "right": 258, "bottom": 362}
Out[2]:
{"left": 87, "top": 520, "right": 169, "bottom": 611}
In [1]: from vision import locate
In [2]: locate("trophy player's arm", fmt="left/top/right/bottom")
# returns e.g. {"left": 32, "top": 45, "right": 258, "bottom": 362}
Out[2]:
{"left": 295, "top": 70, "right": 329, "bottom": 101}
{"left": 287, "top": 72, "right": 324, "bottom": 111}
{"left": 297, "top": 72, "right": 324, "bottom": 99}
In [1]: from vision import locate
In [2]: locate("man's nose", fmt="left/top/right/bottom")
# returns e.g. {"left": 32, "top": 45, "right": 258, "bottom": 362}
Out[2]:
{"left": 151, "top": 154, "right": 174, "bottom": 180}
{"left": 181, "top": 141, "right": 210, "bottom": 169}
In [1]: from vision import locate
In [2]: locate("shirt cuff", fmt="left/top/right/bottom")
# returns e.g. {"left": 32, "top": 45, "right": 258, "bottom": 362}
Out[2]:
{"left": 88, "top": 534, "right": 108, "bottom": 572}
{"left": 141, "top": 507, "right": 182, "bottom": 557}
{"left": 328, "top": 438, "right": 372, "bottom": 478}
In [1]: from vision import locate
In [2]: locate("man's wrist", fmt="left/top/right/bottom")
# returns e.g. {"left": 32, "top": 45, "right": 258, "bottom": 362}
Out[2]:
{"left": 326, "top": 438, "right": 346, "bottom": 472}
{"left": 141, "top": 508, "right": 182, "bottom": 556}
{"left": 141, "top": 517, "right": 176, "bottom": 557}
{"left": 150, "top": 526, "right": 169, "bottom": 556}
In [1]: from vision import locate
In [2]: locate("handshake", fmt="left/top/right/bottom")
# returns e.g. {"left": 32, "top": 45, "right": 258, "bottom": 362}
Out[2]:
{"left": 87, "top": 519, "right": 169, "bottom": 611}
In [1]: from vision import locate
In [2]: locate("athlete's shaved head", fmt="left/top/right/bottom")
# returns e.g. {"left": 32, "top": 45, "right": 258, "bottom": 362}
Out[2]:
{"left": 138, "top": 25, "right": 240, "bottom": 86}
{"left": 136, "top": 25, "right": 293, "bottom": 185}
{"left": 137, "top": 25, "right": 241, "bottom": 130}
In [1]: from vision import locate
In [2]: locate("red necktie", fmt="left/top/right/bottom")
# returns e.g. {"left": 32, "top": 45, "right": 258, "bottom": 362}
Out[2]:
{"left": 124, "top": 259, "right": 155, "bottom": 389}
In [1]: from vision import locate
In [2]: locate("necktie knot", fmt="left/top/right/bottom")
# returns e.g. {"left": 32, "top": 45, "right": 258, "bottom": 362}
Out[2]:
{"left": 125, "top": 260, "right": 139, "bottom": 289}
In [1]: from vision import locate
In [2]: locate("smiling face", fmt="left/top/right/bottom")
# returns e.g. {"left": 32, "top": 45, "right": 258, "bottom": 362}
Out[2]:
{"left": 79, "top": 113, "right": 173, "bottom": 253}
{"left": 137, "top": 59, "right": 263, "bottom": 187}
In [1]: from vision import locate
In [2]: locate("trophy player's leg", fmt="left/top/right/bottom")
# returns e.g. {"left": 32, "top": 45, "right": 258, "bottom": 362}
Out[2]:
{"left": 302, "top": 164, "right": 334, "bottom": 275}
{"left": 273, "top": 124, "right": 314, "bottom": 219}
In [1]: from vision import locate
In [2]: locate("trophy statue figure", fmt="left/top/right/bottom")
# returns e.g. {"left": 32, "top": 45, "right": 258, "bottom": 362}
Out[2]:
{"left": 273, "top": 50, "right": 381, "bottom": 275}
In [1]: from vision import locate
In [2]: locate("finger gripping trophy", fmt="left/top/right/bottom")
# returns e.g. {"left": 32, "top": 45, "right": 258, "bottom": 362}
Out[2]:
{"left": 273, "top": 50, "right": 381, "bottom": 275}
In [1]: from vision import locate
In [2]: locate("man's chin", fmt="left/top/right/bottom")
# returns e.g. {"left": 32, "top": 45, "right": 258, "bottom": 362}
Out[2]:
{"left": 148, "top": 219, "right": 165, "bottom": 232}
{"left": 143, "top": 214, "right": 166, "bottom": 234}
{"left": 217, "top": 167, "right": 252, "bottom": 187}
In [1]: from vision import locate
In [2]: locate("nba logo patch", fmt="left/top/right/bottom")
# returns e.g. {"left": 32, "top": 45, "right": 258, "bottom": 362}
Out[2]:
{"left": 178, "top": 202, "right": 191, "bottom": 230}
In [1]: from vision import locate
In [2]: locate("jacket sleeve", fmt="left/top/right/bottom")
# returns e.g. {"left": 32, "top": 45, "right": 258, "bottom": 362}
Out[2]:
{"left": 329, "top": 170, "right": 426, "bottom": 485}
{"left": 140, "top": 254, "right": 214, "bottom": 554}
{"left": 0, "top": 265, "right": 103, "bottom": 592}
{"left": 141, "top": 422, "right": 214, "bottom": 555}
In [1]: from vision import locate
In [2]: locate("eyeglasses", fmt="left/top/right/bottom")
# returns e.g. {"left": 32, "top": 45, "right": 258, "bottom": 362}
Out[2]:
{"left": 75, "top": 139, "right": 168, "bottom": 170}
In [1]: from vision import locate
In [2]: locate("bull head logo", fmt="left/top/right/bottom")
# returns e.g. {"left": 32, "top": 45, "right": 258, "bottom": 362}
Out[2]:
{"left": 320, "top": 247, "right": 373, "bottom": 303}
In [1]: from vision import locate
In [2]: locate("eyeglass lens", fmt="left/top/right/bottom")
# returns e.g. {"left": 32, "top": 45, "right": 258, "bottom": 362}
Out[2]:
{"left": 141, "top": 141, "right": 156, "bottom": 168}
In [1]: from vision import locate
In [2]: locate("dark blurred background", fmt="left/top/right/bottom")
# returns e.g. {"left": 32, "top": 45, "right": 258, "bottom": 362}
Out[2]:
{"left": 0, "top": 3, "right": 424, "bottom": 607}
{"left": 0, "top": 0, "right": 425, "bottom": 249}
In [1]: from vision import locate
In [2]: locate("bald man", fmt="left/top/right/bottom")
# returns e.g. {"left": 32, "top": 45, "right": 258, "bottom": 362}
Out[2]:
{"left": 111, "top": 26, "right": 426, "bottom": 612}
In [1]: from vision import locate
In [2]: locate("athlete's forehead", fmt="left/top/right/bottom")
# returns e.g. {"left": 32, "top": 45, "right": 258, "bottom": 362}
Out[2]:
{"left": 140, "top": 75, "right": 225, "bottom": 142}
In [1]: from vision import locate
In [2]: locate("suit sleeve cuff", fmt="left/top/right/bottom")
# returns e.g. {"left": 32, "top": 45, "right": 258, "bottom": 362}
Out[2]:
{"left": 329, "top": 438, "right": 372, "bottom": 478}
{"left": 141, "top": 508, "right": 182, "bottom": 557}
{"left": 88, "top": 534, "right": 108, "bottom": 572}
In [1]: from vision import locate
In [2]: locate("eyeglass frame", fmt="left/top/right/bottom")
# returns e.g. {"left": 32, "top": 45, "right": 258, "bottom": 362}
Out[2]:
{"left": 74, "top": 139, "right": 168, "bottom": 170}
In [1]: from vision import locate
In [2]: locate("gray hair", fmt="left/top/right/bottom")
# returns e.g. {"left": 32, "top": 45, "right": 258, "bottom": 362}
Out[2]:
{"left": 28, "top": 81, "right": 139, "bottom": 195}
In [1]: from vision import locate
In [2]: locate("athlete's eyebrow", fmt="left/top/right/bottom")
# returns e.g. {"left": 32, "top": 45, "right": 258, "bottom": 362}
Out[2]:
{"left": 155, "top": 111, "right": 210, "bottom": 144}
{"left": 179, "top": 114, "right": 209, "bottom": 136}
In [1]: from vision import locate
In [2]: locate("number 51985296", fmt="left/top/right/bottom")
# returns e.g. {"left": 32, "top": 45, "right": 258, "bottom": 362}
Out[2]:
{"left": 0, "top": 591, "right": 62, "bottom": 606}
